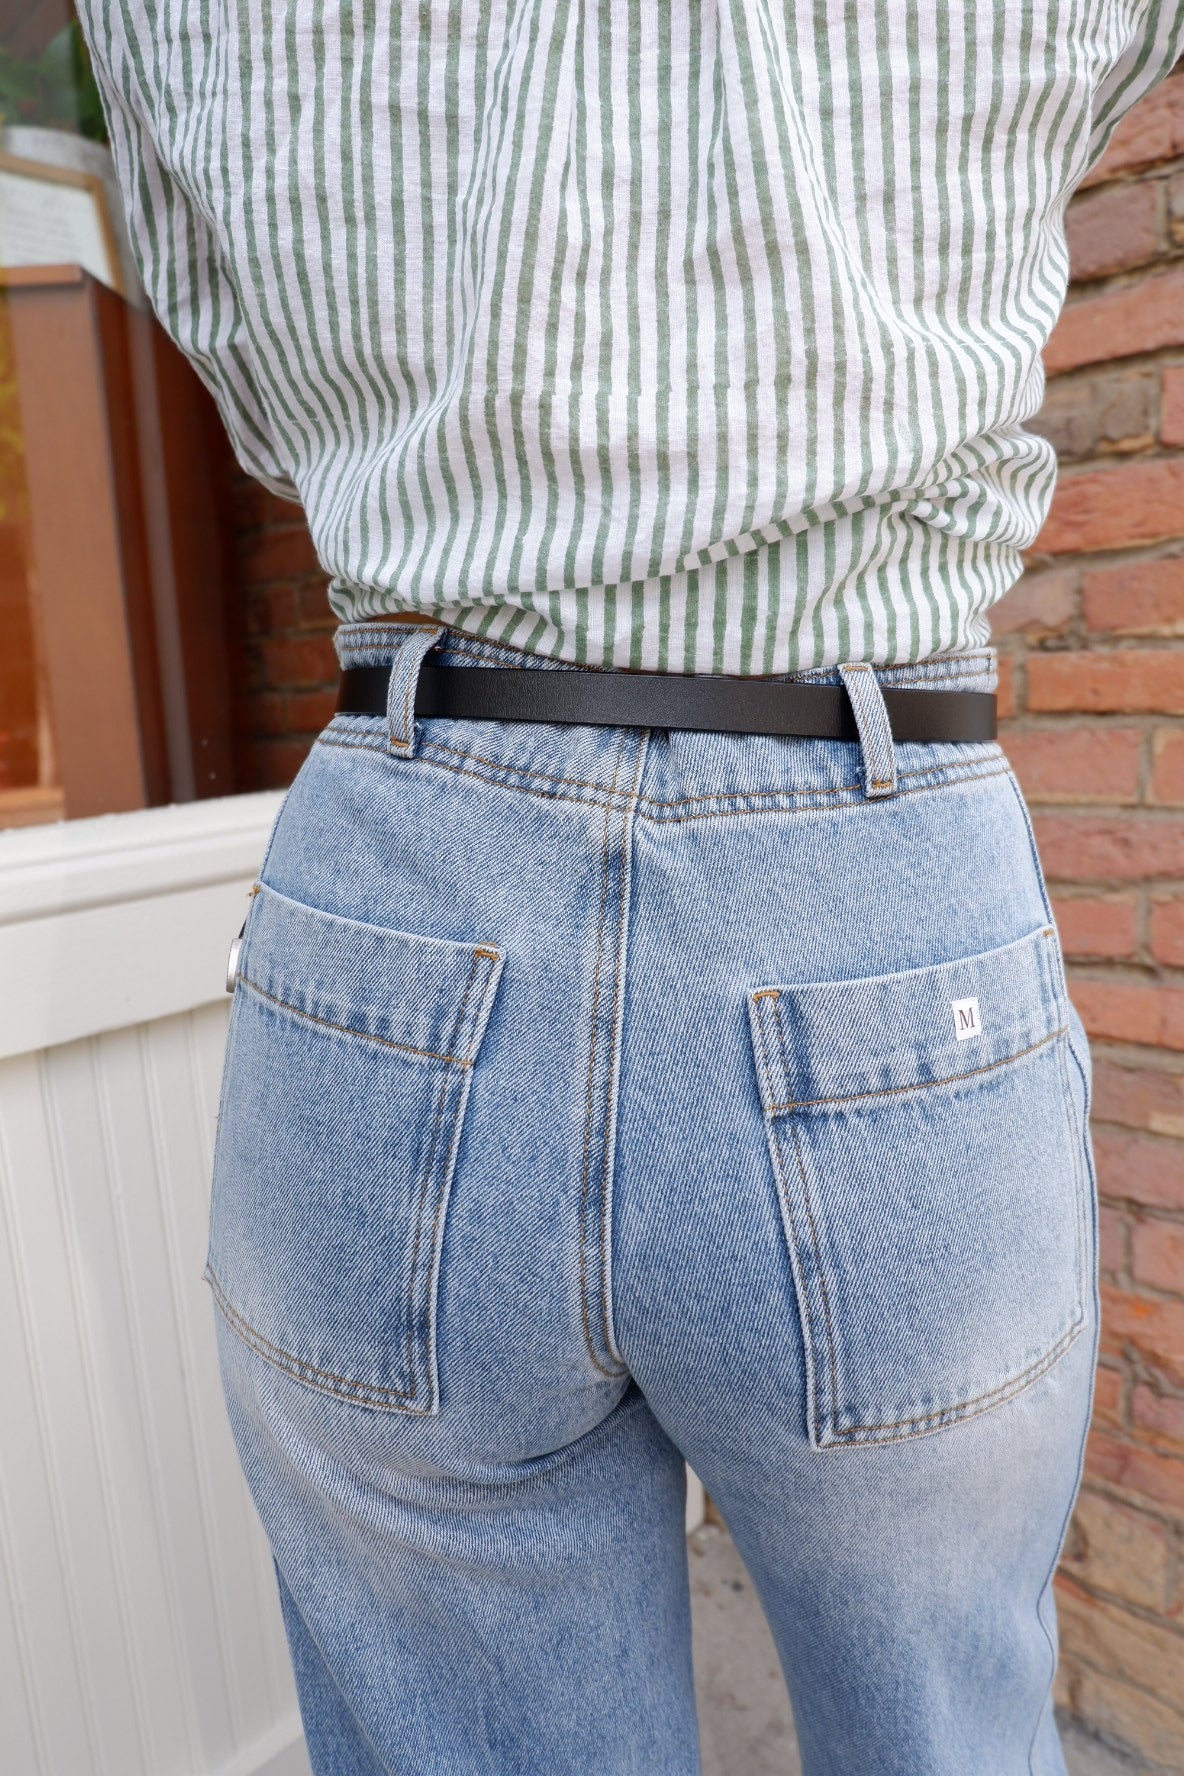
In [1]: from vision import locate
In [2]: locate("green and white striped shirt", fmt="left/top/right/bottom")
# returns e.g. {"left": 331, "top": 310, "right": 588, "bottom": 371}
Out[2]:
{"left": 78, "top": 3, "right": 1184, "bottom": 674}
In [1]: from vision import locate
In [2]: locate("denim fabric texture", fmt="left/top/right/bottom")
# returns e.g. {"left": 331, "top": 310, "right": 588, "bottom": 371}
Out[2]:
{"left": 205, "top": 620, "right": 1099, "bottom": 1776}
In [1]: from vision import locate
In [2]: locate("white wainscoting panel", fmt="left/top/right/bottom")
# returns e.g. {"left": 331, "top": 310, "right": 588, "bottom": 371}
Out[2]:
{"left": 0, "top": 793, "right": 308, "bottom": 1776}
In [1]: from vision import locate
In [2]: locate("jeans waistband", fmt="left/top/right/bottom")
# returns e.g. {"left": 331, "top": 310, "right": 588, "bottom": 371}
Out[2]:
{"left": 321, "top": 618, "right": 1003, "bottom": 818}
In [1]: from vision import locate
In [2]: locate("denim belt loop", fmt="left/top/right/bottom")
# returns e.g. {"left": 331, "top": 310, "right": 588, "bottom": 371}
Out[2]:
{"left": 386, "top": 623, "right": 447, "bottom": 757}
{"left": 837, "top": 661, "right": 898, "bottom": 799}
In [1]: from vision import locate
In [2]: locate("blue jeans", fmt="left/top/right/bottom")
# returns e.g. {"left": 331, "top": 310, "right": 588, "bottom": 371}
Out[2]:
{"left": 206, "top": 619, "right": 1099, "bottom": 1775}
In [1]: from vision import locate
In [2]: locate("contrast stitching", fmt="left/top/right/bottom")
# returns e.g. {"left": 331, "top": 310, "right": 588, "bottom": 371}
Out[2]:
{"left": 762, "top": 1023, "right": 1067, "bottom": 1115}
{"left": 392, "top": 631, "right": 436, "bottom": 749}
{"left": 754, "top": 992, "right": 1081, "bottom": 1445}
{"left": 211, "top": 955, "right": 492, "bottom": 1416}
{"left": 418, "top": 953, "right": 490, "bottom": 1385}
{"left": 401, "top": 949, "right": 483, "bottom": 1396}
{"left": 399, "top": 1055, "right": 453, "bottom": 1402}
{"left": 415, "top": 733, "right": 992, "bottom": 802}
{"left": 598, "top": 738, "right": 649, "bottom": 1370}
{"left": 204, "top": 1265, "right": 425, "bottom": 1407}
{"left": 750, "top": 1000, "right": 782, "bottom": 1137}
{"left": 328, "top": 713, "right": 994, "bottom": 797}
{"left": 578, "top": 733, "right": 631, "bottom": 1378}
{"left": 404, "top": 632, "right": 439, "bottom": 745}
{"left": 830, "top": 1319, "right": 1084, "bottom": 1442}
{"left": 236, "top": 971, "right": 474, "bottom": 1066}
{"left": 316, "top": 727, "right": 1006, "bottom": 818}
{"left": 420, "top": 733, "right": 857, "bottom": 799}
{"left": 771, "top": 991, "right": 845, "bottom": 1431}
{"left": 751, "top": 999, "right": 827, "bottom": 1428}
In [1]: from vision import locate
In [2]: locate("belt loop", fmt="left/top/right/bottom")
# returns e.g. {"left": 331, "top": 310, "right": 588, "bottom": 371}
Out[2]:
{"left": 386, "top": 623, "right": 446, "bottom": 757}
{"left": 838, "top": 662, "right": 898, "bottom": 799}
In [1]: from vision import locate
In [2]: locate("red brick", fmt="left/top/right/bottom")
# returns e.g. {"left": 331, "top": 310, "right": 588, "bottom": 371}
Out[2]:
{"left": 1099, "top": 1203, "right": 1129, "bottom": 1275}
{"left": 1092, "top": 1125, "right": 1184, "bottom": 1211}
{"left": 287, "top": 688, "right": 340, "bottom": 734}
{"left": 1029, "top": 651, "right": 1184, "bottom": 714}
{"left": 235, "top": 478, "right": 301, "bottom": 532}
{"left": 249, "top": 691, "right": 289, "bottom": 739}
{"left": 1093, "top": 1061, "right": 1184, "bottom": 1140}
{"left": 1071, "top": 979, "right": 1184, "bottom": 1051}
{"left": 1056, "top": 1573, "right": 1184, "bottom": 1701}
{"left": 1092, "top": 1363, "right": 1125, "bottom": 1430}
{"left": 1066, "top": 181, "right": 1162, "bottom": 281}
{"left": 1132, "top": 1218, "right": 1184, "bottom": 1296}
{"left": 244, "top": 582, "right": 299, "bottom": 637}
{"left": 1044, "top": 264, "right": 1184, "bottom": 374}
{"left": 1004, "top": 726, "right": 1142, "bottom": 803}
{"left": 1035, "top": 459, "right": 1184, "bottom": 555}
{"left": 1101, "top": 1281, "right": 1184, "bottom": 1386}
{"left": 241, "top": 522, "right": 320, "bottom": 584}
{"left": 1150, "top": 729, "right": 1184, "bottom": 805}
{"left": 1032, "top": 368, "right": 1156, "bottom": 461}
{"left": 1151, "top": 897, "right": 1184, "bottom": 967}
{"left": 1033, "top": 812, "right": 1184, "bottom": 880}
{"left": 996, "top": 654, "right": 1018, "bottom": 719}
{"left": 1053, "top": 1654, "right": 1078, "bottom": 1712}
{"left": 989, "top": 568, "right": 1077, "bottom": 636}
{"left": 1163, "top": 365, "right": 1184, "bottom": 448}
{"left": 1132, "top": 1384, "right": 1184, "bottom": 1449}
{"left": 1053, "top": 894, "right": 1139, "bottom": 960}
{"left": 296, "top": 580, "right": 339, "bottom": 631}
{"left": 257, "top": 634, "right": 337, "bottom": 691}
{"left": 1083, "top": 1427, "right": 1184, "bottom": 1512}
{"left": 1080, "top": 73, "right": 1184, "bottom": 187}
{"left": 240, "top": 640, "right": 267, "bottom": 693}
{"left": 1082, "top": 557, "right": 1184, "bottom": 636}
{"left": 239, "top": 737, "right": 313, "bottom": 792}
{"left": 1072, "top": 1664, "right": 1184, "bottom": 1768}
{"left": 1061, "top": 1487, "right": 1171, "bottom": 1612}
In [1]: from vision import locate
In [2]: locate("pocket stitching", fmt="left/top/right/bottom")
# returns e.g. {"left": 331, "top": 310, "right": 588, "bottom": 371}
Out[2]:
{"left": 403, "top": 947, "right": 490, "bottom": 1402}
{"left": 751, "top": 993, "right": 830, "bottom": 1443}
{"left": 769, "top": 991, "right": 846, "bottom": 1431}
{"left": 204, "top": 1263, "right": 432, "bottom": 1410}
{"left": 775, "top": 1039, "right": 1087, "bottom": 1445}
{"left": 764, "top": 1020, "right": 1067, "bottom": 1114}
{"left": 235, "top": 969, "right": 483, "bottom": 1067}
{"left": 827, "top": 1319, "right": 1085, "bottom": 1445}
{"left": 749, "top": 936, "right": 1089, "bottom": 1449}
{"left": 207, "top": 924, "right": 503, "bottom": 1414}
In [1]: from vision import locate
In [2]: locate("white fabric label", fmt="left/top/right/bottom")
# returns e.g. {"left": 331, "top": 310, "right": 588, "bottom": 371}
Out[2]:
{"left": 952, "top": 996, "right": 981, "bottom": 1041}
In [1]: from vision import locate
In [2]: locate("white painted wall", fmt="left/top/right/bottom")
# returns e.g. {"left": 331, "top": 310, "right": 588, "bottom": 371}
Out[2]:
{"left": 0, "top": 790, "right": 703, "bottom": 1776}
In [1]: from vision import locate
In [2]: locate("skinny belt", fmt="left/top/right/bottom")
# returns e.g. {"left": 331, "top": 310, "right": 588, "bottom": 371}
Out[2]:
{"left": 333, "top": 661, "right": 996, "bottom": 744}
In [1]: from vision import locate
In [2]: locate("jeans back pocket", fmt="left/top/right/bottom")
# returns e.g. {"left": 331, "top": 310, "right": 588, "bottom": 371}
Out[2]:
{"left": 205, "top": 880, "right": 505, "bottom": 1415}
{"left": 746, "top": 924, "right": 1089, "bottom": 1449}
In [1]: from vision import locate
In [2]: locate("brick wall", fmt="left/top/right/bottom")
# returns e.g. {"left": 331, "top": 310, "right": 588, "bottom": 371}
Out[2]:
{"left": 1001, "top": 65, "right": 1184, "bottom": 1770}
{"left": 219, "top": 471, "right": 339, "bottom": 793}
{"left": 222, "top": 66, "right": 1184, "bottom": 1770}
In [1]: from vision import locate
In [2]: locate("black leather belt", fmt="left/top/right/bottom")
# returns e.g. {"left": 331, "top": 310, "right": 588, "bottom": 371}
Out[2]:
{"left": 334, "top": 662, "right": 997, "bottom": 743}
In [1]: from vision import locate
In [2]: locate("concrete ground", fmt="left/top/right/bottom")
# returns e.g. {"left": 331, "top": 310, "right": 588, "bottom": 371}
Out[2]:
{"left": 688, "top": 1524, "right": 1144, "bottom": 1776}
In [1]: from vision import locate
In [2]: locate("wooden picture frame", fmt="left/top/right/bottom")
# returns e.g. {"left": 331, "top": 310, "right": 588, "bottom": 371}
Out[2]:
{"left": 0, "top": 149, "right": 125, "bottom": 298}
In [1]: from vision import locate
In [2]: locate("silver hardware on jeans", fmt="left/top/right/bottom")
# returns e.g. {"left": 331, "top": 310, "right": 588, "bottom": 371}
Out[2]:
{"left": 226, "top": 919, "right": 246, "bottom": 993}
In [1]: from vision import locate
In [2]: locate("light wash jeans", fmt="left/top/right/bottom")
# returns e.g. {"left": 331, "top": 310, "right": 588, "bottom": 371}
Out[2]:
{"left": 206, "top": 618, "right": 1099, "bottom": 1776}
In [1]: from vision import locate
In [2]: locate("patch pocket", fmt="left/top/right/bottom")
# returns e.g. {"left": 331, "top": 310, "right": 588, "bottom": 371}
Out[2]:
{"left": 746, "top": 924, "right": 1088, "bottom": 1449}
{"left": 204, "top": 879, "right": 504, "bottom": 1414}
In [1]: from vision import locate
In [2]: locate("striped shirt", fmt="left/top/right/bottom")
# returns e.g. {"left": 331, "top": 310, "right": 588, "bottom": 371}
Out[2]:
{"left": 77, "top": 3, "right": 1184, "bottom": 674}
